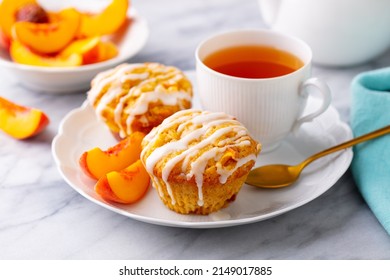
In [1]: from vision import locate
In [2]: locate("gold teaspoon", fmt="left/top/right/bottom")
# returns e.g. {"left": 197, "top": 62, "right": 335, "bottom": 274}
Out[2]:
{"left": 245, "top": 125, "right": 390, "bottom": 188}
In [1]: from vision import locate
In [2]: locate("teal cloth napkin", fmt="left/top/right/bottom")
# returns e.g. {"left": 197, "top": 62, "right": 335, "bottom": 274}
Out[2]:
{"left": 351, "top": 67, "right": 390, "bottom": 235}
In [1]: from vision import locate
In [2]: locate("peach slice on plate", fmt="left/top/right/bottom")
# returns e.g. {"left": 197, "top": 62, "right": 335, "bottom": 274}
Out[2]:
{"left": 12, "top": 7, "right": 81, "bottom": 54}
{"left": 10, "top": 40, "right": 82, "bottom": 67}
{"left": 79, "top": 131, "right": 145, "bottom": 180}
{"left": 79, "top": 0, "right": 129, "bottom": 37}
{"left": 0, "top": 96, "right": 49, "bottom": 139}
{"left": 95, "top": 159, "right": 150, "bottom": 204}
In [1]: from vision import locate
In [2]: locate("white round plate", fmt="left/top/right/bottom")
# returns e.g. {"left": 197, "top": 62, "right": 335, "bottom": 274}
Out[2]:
{"left": 0, "top": 8, "right": 148, "bottom": 94}
{"left": 52, "top": 71, "right": 353, "bottom": 228}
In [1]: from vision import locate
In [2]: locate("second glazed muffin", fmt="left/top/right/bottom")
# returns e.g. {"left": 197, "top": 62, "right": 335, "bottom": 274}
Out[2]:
{"left": 141, "top": 109, "right": 261, "bottom": 215}
{"left": 87, "top": 63, "right": 193, "bottom": 138}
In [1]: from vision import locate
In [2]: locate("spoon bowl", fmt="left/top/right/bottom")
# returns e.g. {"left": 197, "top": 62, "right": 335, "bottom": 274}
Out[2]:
{"left": 246, "top": 125, "right": 390, "bottom": 188}
{"left": 246, "top": 164, "right": 301, "bottom": 188}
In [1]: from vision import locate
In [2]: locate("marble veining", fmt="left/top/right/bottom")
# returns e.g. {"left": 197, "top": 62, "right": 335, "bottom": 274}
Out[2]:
{"left": 1, "top": 0, "right": 390, "bottom": 260}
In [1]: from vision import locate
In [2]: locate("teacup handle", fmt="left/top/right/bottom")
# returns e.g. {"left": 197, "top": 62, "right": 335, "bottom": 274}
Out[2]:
{"left": 293, "top": 77, "right": 331, "bottom": 134}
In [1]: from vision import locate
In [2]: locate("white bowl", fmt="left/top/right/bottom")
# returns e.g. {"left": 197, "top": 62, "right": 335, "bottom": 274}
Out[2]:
{"left": 0, "top": 8, "right": 149, "bottom": 94}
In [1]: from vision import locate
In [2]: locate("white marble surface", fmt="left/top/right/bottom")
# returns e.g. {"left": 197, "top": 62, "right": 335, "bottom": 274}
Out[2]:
{"left": 1, "top": 0, "right": 390, "bottom": 259}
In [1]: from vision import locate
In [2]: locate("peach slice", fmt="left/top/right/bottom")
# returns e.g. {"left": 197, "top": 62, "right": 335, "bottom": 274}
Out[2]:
{"left": 0, "top": 0, "right": 37, "bottom": 40}
{"left": 79, "top": 131, "right": 145, "bottom": 180}
{"left": 12, "top": 8, "right": 81, "bottom": 54}
{"left": 60, "top": 37, "right": 118, "bottom": 65}
{"left": 60, "top": 36, "right": 101, "bottom": 64}
{"left": 0, "top": 30, "right": 11, "bottom": 50}
{"left": 15, "top": 3, "right": 49, "bottom": 23}
{"left": 95, "top": 160, "right": 150, "bottom": 204}
{"left": 79, "top": 0, "right": 129, "bottom": 37}
{"left": 92, "top": 41, "right": 119, "bottom": 63}
{"left": 10, "top": 40, "right": 82, "bottom": 67}
{"left": 0, "top": 96, "right": 49, "bottom": 139}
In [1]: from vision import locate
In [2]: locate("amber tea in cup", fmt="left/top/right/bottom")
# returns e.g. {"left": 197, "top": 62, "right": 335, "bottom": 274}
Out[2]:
{"left": 196, "top": 29, "right": 332, "bottom": 152}
{"left": 202, "top": 45, "right": 304, "bottom": 79}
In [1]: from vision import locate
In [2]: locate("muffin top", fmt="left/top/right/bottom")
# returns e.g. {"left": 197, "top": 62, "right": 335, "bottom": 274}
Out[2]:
{"left": 141, "top": 109, "right": 261, "bottom": 205}
{"left": 88, "top": 63, "right": 193, "bottom": 137}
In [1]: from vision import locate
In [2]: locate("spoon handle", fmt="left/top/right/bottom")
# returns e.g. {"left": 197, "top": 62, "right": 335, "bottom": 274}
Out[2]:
{"left": 300, "top": 124, "right": 390, "bottom": 168}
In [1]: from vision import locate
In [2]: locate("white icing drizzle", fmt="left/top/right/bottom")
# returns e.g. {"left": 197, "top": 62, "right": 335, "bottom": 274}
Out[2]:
{"left": 142, "top": 110, "right": 202, "bottom": 149}
{"left": 151, "top": 178, "right": 165, "bottom": 199}
{"left": 95, "top": 86, "right": 122, "bottom": 120}
{"left": 87, "top": 63, "right": 192, "bottom": 137}
{"left": 142, "top": 109, "right": 258, "bottom": 207}
{"left": 124, "top": 91, "right": 192, "bottom": 136}
{"left": 217, "top": 153, "right": 257, "bottom": 184}
{"left": 88, "top": 64, "right": 142, "bottom": 105}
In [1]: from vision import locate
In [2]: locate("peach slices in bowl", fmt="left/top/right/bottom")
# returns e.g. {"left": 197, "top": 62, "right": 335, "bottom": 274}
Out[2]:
{"left": 0, "top": 0, "right": 149, "bottom": 93}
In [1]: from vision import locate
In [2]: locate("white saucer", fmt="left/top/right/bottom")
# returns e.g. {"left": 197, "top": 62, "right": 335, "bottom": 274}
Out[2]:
{"left": 52, "top": 71, "right": 353, "bottom": 228}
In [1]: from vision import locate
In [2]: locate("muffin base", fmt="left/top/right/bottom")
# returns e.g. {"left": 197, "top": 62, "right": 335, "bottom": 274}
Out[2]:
{"left": 151, "top": 175, "right": 248, "bottom": 215}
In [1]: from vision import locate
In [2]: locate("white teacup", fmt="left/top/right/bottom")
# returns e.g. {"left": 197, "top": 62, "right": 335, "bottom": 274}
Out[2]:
{"left": 195, "top": 29, "right": 331, "bottom": 152}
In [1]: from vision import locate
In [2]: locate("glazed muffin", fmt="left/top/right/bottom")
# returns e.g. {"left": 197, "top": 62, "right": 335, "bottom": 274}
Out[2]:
{"left": 141, "top": 109, "right": 261, "bottom": 215}
{"left": 87, "top": 63, "right": 193, "bottom": 138}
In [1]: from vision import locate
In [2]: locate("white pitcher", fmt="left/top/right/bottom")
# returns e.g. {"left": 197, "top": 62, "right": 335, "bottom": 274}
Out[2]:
{"left": 258, "top": 0, "right": 390, "bottom": 66}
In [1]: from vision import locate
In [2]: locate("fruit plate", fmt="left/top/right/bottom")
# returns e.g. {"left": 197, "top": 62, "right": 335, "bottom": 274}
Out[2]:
{"left": 52, "top": 71, "right": 353, "bottom": 228}
{"left": 0, "top": 8, "right": 148, "bottom": 94}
